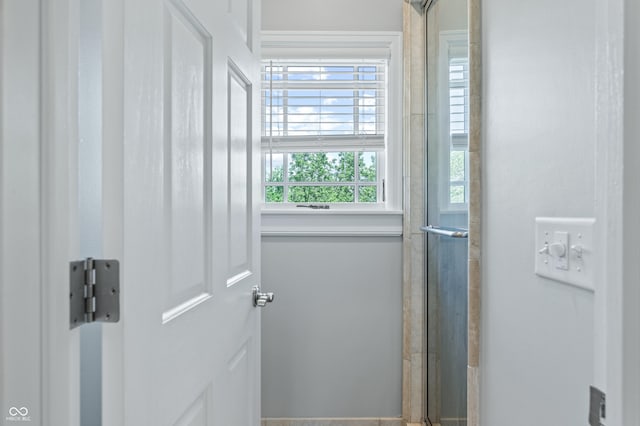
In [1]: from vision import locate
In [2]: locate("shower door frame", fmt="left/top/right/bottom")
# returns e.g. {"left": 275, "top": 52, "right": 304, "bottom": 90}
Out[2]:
{"left": 400, "top": 0, "right": 481, "bottom": 424}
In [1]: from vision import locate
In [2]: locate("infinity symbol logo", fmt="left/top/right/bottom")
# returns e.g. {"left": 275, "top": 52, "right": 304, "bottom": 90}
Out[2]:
{"left": 8, "top": 407, "right": 28, "bottom": 417}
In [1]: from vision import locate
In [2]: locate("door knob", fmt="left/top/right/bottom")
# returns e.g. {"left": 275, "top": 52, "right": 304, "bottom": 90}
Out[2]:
{"left": 252, "top": 286, "right": 275, "bottom": 307}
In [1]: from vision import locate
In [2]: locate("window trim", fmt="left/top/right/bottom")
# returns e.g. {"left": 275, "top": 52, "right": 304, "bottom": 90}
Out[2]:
{"left": 260, "top": 31, "right": 403, "bottom": 236}
{"left": 261, "top": 208, "right": 403, "bottom": 237}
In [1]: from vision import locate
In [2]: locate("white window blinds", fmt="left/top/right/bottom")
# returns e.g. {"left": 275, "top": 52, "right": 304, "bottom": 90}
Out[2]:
{"left": 449, "top": 56, "right": 469, "bottom": 148}
{"left": 261, "top": 60, "right": 387, "bottom": 152}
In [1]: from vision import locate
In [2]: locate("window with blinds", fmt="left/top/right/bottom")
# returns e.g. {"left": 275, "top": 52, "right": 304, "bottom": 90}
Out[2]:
{"left": 261, "top": 60, "right": 387, "bottom": 204}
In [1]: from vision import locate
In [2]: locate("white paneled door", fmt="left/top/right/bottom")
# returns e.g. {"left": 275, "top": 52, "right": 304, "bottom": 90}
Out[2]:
{"left": 1, "top": 0, "right": 262, "bottom": 424}
{"left": 102, "top": 0, "right": 262, "bottom": 425}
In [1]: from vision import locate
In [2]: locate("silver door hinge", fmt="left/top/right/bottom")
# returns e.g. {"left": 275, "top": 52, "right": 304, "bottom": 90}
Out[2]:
{"left": 70, "top": 258, "right": 120, "bottom": 329}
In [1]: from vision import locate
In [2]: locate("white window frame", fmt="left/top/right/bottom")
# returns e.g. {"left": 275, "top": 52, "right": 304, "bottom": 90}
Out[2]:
{"left": 261, "top": 60, "right": 386, "bottom": 206}
{"left": 260, "top": 31, "right": 403, "bottom": 236}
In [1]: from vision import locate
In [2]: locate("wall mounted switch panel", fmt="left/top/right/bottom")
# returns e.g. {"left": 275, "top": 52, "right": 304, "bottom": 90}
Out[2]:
{"left": 535, "top": 217, "right": 596, "bottom": 291}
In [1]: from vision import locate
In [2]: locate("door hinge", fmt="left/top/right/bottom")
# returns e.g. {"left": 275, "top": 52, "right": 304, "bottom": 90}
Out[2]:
{"left": 70, "top": 258, "right": 120, "bottom": 329}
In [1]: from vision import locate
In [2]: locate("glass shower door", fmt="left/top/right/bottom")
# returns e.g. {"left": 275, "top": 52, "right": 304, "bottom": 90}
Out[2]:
{"left": 423, "top": 0, "right": 469, "bottom": 425}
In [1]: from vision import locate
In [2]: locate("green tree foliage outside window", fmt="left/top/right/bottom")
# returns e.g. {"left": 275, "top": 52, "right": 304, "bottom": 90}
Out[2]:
{"left": 265, "top": 152, "right": 378, "bottom": 203}
{"left": 449, "top": 150, "right": 466, "bottom": 204}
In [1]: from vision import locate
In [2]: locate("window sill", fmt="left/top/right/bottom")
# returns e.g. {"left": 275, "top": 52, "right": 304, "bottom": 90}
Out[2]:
{"left": 261, "top": 208, "right": 403, "bottom": 237}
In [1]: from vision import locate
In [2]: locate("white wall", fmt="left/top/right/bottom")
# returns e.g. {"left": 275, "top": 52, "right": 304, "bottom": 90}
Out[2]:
{"left": 481, "top": 1, "right": 597, "bottom": 424}
{"left": 260, "top": 0, "right": 404, "bottom": 419}
{"left": 262, "top": 0, "right": 402, "bottom": 31}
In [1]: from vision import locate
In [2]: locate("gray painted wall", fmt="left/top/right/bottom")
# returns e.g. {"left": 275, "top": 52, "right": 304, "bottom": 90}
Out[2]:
{"left": 262, "top": 0, "right": 403, "bottom": 32}
{"left": 481, "top": 0, "right": 597, "bottom": 424}
{"left": 623, "top": 0, "right": 640, "bottom": 420}
{"left": 261, "top": 236, "right": 403, "bottom": 417}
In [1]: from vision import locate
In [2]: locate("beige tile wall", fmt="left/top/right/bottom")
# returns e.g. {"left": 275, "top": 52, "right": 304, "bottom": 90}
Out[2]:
{"left": 402, "top": 1, "right": 426, "bottom": 423}
{"left": 467, "top": 0, "right": 481, "bottom": 425}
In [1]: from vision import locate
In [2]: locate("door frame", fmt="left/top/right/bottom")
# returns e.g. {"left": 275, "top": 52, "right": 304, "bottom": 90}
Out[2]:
{"left": 593, "top": 0, "right": 629, "bottom": 424}
{"left": 99, "top": 1, "right": 126, "bottom": 422}
{"left": 1, "top": 0, "right": 81, "bottom": 424}
{"left": 41, "top": 0, "right": 82, "bottom": 424}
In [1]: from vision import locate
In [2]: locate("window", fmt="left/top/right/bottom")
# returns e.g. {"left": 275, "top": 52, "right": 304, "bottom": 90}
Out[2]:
{"left": 448, "top": 56, "right": 469, "bottom": 205}
{"left": 264, "top": 151, "right": 380, "bottom": 203}
{"left": 440, "top": 32, "right": 469, "bottom": 210}
{"left": 260, "top": 32, "right": 403, "bottom": 236}
{"left": 262, "top": 61, "right": 386, "bottom": 205}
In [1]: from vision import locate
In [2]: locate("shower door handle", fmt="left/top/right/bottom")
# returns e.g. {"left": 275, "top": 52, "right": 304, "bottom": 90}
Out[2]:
{"left": 421, "top": 225, "right": 468, "bottom": 238}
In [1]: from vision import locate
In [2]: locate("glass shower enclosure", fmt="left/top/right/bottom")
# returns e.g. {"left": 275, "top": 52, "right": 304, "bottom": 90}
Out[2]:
{"left": 423, "top": 0, "right": 469, "bottom": 425}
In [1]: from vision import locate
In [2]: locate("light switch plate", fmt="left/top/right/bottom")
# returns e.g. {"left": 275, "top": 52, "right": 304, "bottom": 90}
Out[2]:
{"left": 535, "top": 217, "right": 596, "bottom": 291}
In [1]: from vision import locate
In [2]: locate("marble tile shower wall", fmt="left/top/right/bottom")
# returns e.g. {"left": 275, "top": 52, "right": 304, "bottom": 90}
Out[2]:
{"left": 402, "top": 1, "right": 426, "bottom": 424}
{"left": 467, "top": 0, "right": 481, "bottom": 424}
{"left": 401, "top": 0, "right": 481, "bottom": 425}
